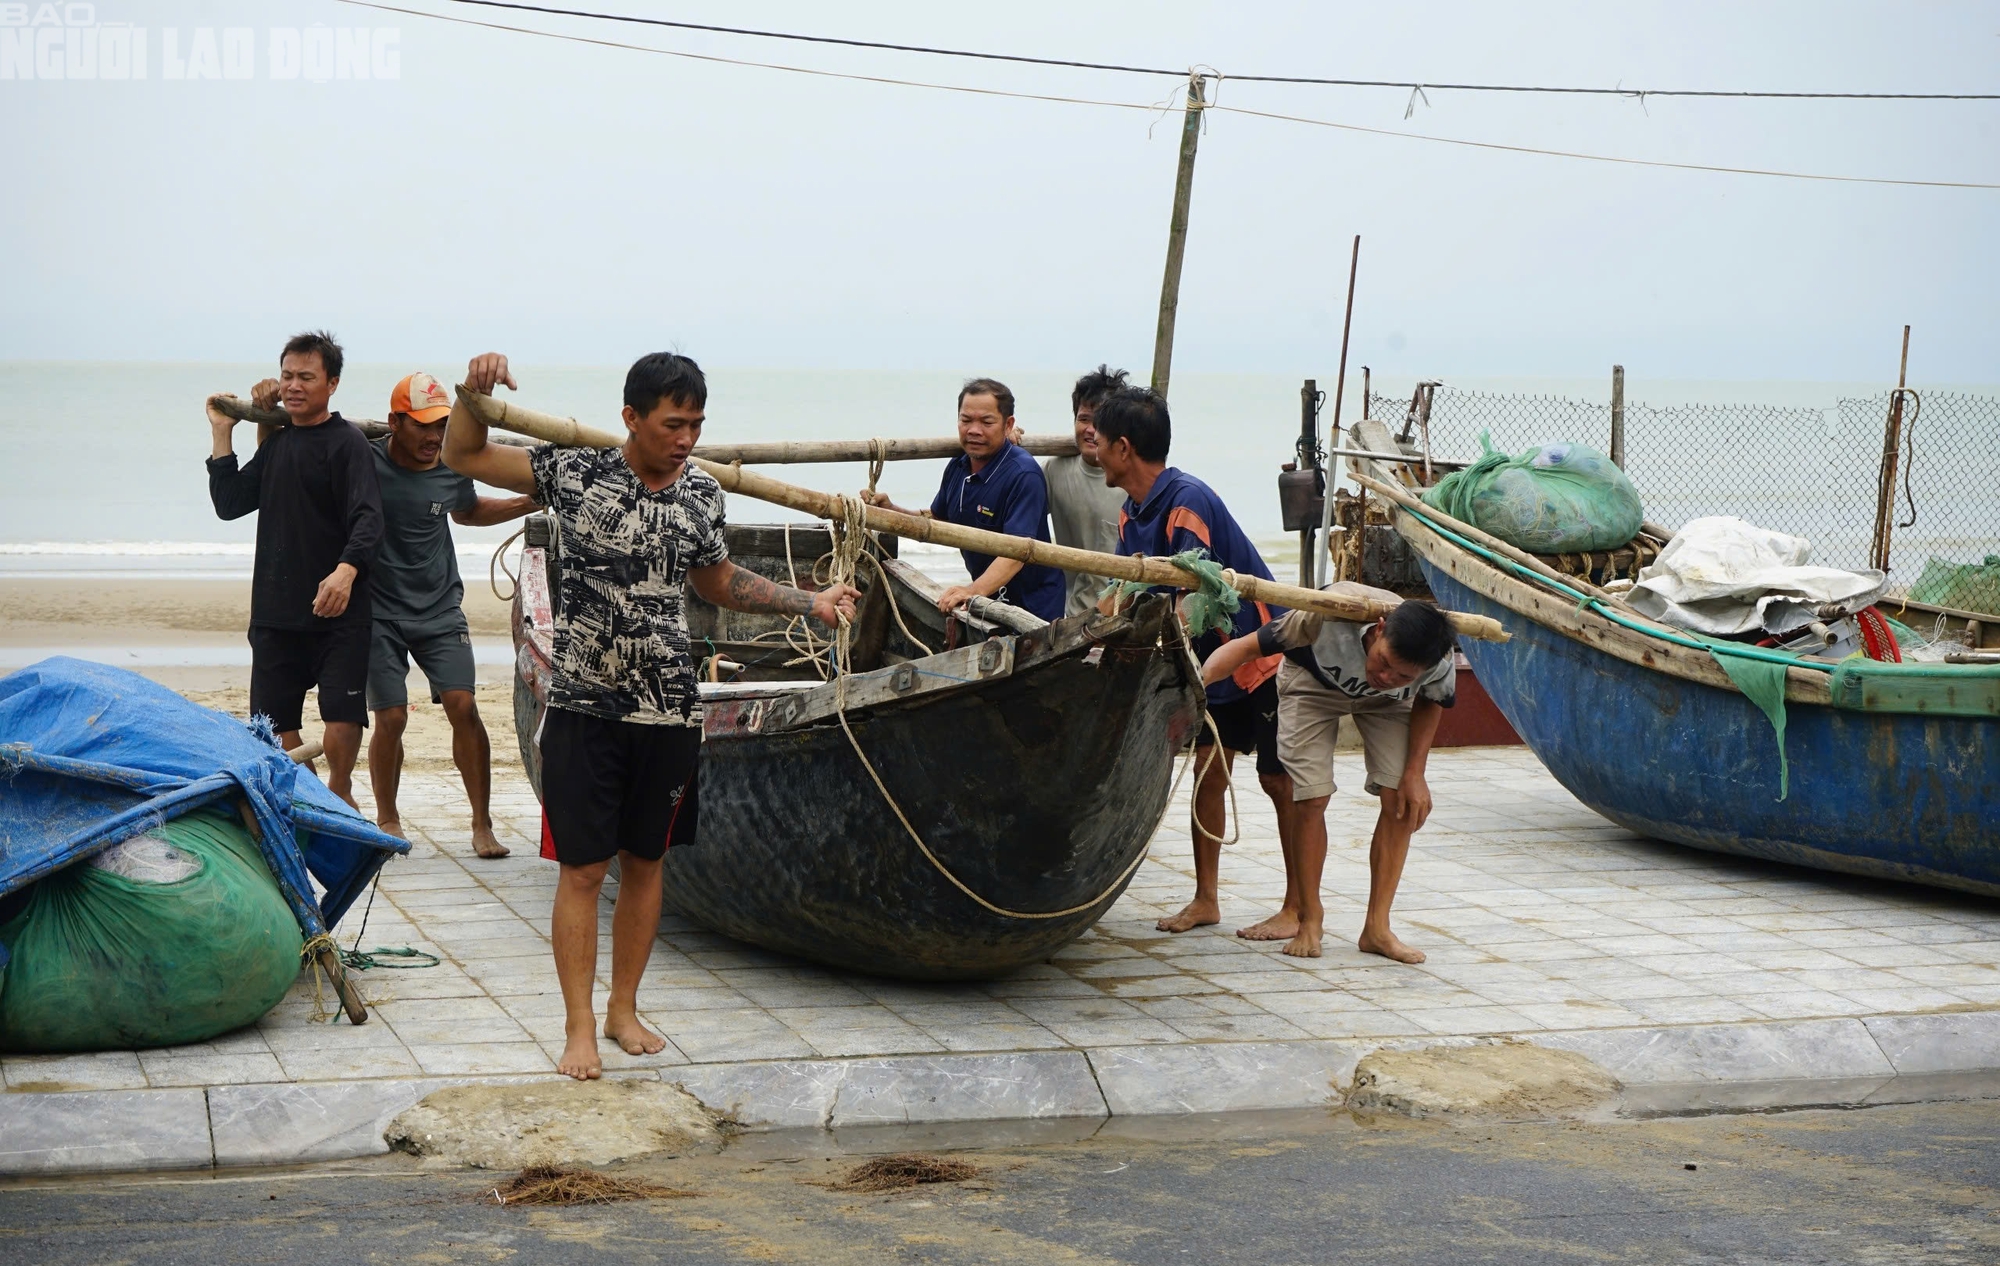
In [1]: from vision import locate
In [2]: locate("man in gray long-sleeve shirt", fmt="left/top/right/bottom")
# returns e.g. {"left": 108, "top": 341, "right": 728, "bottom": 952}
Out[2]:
{"left": 206, "top": 330, "right": 382, "bottom": 808}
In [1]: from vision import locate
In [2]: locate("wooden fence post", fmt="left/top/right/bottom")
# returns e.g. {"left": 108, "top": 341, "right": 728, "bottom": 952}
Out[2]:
{"left": 1610, "top": 364, "right": 1626, "bottom": 469}
{"left": 1869, "top": 326, "right": 1913, "bottom": 573}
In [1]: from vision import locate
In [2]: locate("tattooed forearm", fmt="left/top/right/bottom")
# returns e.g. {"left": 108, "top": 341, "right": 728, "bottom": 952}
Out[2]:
{"left": 722, "top": 563, "right": 814, "bottom": 615}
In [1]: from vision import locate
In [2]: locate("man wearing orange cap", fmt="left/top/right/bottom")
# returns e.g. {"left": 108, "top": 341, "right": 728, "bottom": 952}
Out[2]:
{"left": 364, "top": 372, "right": 537, "bottom": 857}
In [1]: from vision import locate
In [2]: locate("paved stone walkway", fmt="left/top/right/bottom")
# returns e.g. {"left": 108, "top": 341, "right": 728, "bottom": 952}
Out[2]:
{"left": 6, "top": 746, "right": 1996, "bottom": 1100}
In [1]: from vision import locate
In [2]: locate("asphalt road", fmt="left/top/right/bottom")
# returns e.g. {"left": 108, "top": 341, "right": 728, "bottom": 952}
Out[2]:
{"left": 3, "top": 1099, "right": 1996, "bottom": 1265}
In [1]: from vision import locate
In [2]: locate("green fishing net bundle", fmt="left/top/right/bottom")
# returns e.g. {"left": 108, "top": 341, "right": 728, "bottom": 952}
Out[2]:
{"left": 0, "top": 809, "right": 303, "bottom": 1052}
{"left": 1115, "top": 549, "right": 1241, "bottom": 637}
{"left": 1423, "top": 431, "right": 1644, "bottom": 553}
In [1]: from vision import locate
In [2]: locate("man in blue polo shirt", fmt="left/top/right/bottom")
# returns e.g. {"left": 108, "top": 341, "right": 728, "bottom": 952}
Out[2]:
{"left": 1092, "top": 385, "right": 1301, "bottom": 935}
{"left": 862, "top": 377, "right": 1065, "bottom": 623}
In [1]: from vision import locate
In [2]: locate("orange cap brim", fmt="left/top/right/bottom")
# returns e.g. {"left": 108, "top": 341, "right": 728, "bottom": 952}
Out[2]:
{"left": 404, "top": 405, "right": 452, "bottom": 424}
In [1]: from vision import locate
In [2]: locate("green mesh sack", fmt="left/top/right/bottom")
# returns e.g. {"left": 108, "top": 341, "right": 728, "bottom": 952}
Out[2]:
{"left": 0, "top": 808, "right": 304, "bottom": 1053}
{"left": 1423, "top": 432, "right": 1644, "bottom": 553}
{"left": 1907, "top": 555, "right": 2000, "bottom": 618}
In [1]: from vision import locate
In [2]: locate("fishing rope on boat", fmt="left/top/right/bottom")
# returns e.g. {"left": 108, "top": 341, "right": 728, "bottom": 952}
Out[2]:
{"left": 806, "top": 494, "right": 1222, "bottom": 917}
{"left": 490, "top": 525, "right": 528, "bottom": 601}
{"left": 1106, "top": 582, "right": 1239, "bottom": 847}
{"left": 753, "top": 512, "right": 937, "bottom": 682}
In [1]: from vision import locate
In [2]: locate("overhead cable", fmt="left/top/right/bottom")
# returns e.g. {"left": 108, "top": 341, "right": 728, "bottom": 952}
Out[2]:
{"left": 339, "top": 1, "right": 2000, "bottom": 190}
{"left": 439, "top": 0, "right": 2000, "bottom": 102}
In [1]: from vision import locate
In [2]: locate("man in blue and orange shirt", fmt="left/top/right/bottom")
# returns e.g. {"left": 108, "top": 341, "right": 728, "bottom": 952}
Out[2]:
{"left": 1092, "top": 385, "right": 1301, "bottom": 935}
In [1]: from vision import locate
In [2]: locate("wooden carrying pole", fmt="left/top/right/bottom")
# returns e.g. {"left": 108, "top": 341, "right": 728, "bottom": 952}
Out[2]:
{"left": 1869, "top": 325, "right": 1912, "bottom": 573}
{"left": 1150, "top": 73, "right": 1206, "bottom": 400}
{"left": 1313, "top": 234, "right": 1362, "bottom": 588}
{"left": 454, "top": 388, "right": 1510, "bottom": 643}
{"left": 212, "top": 395, "right": 1076, "bottom": 463}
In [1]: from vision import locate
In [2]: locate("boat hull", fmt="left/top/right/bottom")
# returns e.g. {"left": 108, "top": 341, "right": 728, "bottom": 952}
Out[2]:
{"left": 511, "top": 520, "right": 1203, "bottom": 979}
{"left": 664, "top": 614, "right": 1197, "bottom": 979}
{"left": 1419, "top": 555, "right": 2000, "bottom": 897}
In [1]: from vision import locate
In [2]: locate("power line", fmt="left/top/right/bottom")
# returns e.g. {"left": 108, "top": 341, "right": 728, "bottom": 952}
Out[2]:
{"left": 440, "top": 0, "right": 2000, "bottom": 102}
{"left": 340, "top": 1, "right": 2000, "bottom": 189}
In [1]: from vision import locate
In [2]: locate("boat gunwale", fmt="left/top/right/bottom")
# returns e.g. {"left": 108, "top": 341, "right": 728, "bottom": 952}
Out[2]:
{"left": 1393, "top": 508, "right": 1838, "bottom": 707}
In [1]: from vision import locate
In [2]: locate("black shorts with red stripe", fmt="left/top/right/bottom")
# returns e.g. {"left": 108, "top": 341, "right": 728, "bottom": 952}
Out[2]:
{"left": 538, "top": 706, "right": 702, "bottom": 867}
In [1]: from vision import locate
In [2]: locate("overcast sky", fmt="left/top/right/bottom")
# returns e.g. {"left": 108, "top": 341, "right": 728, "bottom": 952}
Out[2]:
{"left": 5, "top": 0, "right": 1996, "bottom": 380}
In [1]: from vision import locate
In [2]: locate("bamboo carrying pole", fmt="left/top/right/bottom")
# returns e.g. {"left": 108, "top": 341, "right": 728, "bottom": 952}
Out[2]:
{"left": 208, "top": 395, "right": 538, "bottom": 449}
{"left": 1869, "top": 326, "right": 1913, "bottom": 574}
{"left": 453, "top": 388, "right": 1510, "bottom": 643}
{"left": 693, "top": 436, "right": 1076, "bottom": 464}
{"left": 210, "top": 395, "right": 1076, "bottom": 463}
{"left": 1150, "top": 74, "right": 1206, "bottom": 400}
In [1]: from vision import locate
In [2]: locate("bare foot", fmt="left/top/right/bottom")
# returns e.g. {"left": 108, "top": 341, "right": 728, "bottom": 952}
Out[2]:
{"left": 1156, "top": 899, "right": 1220, "bottom": 933}
{"left": 604, "top": 1011, "right": 667, "bottom": 1056}
{"left": 1237, "top": 912, "right": 1301, "bottom": 941}
{"left": 1281, "top": 922, "right": 1324, "bottom": 958}
{"left": 557, "top": 1027, "right": 602, "bottom": 1080}
{"left": 471, "top": 824, "right": 509, "bottom": 859}
{"left": 1358, "top": 928, "right": 1426, "bottom": 964}
{"left": 375, "top": 818, "right": 406, "bottom": 840}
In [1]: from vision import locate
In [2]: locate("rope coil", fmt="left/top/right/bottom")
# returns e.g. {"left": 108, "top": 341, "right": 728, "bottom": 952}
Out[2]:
{"left": 814, "top": 497, "right": 1218, "bottom": 919}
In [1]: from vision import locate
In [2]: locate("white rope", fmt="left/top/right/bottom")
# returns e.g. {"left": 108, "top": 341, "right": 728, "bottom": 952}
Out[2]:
{"left": 489, "top": 525, "right": 528, "bottom": 601}
{"left": 834, "top": 574, "right": 1209, "bottom": 920}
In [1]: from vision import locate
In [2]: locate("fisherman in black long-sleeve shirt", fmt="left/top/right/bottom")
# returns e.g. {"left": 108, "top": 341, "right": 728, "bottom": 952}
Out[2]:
{"left": 206, "top": 330, "right": 383, "bottom": 809}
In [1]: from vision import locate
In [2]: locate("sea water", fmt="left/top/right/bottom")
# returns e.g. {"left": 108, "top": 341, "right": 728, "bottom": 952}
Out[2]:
{"left": 3, "top": 362, "right": 1992, "bottom": 582}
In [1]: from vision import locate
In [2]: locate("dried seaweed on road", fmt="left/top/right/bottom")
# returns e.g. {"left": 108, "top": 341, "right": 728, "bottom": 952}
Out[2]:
{"left": 486, "top": 1165, "right": 700, "bottom": 1206}
{"left": 826, "top": 1154, "right": 983, "bottom": 1193}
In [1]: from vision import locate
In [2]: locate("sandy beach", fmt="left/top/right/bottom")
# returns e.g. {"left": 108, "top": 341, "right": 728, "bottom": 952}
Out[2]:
{"left": 0, "top": 576, "right": 515, "bottom": 641}
{"left": 0, "top": 575, "right": 520, "bottom": 797}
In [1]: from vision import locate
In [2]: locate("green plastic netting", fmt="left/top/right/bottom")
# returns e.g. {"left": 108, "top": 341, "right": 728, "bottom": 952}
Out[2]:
{"left": 1116, "top": 549, "right": 1241, "bottom": 638}
{"left": 1907, "top": 555, "right": 2000, "bottom": 619}
{"left": 0, "top": 808, "right": 304, "bottom": 1053}
{"left": 1422, "top": 432, "right": 1644, "bottom": 554}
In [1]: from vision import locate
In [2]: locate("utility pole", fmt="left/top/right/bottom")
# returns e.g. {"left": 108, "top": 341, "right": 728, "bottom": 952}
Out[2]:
{"left": 1149, "top": 74, "right": 1205, "bottom": 400}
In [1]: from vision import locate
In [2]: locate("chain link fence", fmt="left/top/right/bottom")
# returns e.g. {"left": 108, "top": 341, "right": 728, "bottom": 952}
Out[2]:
{"left": 1365, "top": 384, "right": 2000, "bottom": 615}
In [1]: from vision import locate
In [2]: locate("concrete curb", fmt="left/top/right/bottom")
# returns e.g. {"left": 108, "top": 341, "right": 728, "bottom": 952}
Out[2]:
{"left": 4, "top": 1012, "right": 1996, "bottom": 1176}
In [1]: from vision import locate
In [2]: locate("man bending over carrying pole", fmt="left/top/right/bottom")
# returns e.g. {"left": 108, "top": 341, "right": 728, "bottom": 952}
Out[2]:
{"left": 444, "top": 350, "right": 860, "bottom": 1082}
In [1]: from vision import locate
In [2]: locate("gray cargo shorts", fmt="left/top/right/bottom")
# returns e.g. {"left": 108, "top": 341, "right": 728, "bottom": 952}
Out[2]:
{"left": 367, "top": 611, "right": 477, "bottom": 711}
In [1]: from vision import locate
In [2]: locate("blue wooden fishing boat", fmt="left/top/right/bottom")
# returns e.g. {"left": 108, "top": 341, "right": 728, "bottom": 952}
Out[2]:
{"left": 1374, "top": 485, "right": 1999, "bottom": 897}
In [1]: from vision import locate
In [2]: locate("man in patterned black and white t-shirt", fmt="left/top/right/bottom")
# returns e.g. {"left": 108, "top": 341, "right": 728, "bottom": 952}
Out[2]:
{"left": 446, "top": 350, "right": 860, "bottom": 1081}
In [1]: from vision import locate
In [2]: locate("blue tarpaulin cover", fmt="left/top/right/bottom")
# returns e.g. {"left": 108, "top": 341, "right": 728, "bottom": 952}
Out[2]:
{"left": 0, "top": 658, "right": 408, "bottom": 958}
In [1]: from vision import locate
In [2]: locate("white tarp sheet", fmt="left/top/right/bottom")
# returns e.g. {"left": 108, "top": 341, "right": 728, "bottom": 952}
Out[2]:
{"left": 1628, "top": 516, "right": 1887, "bottom": 636}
